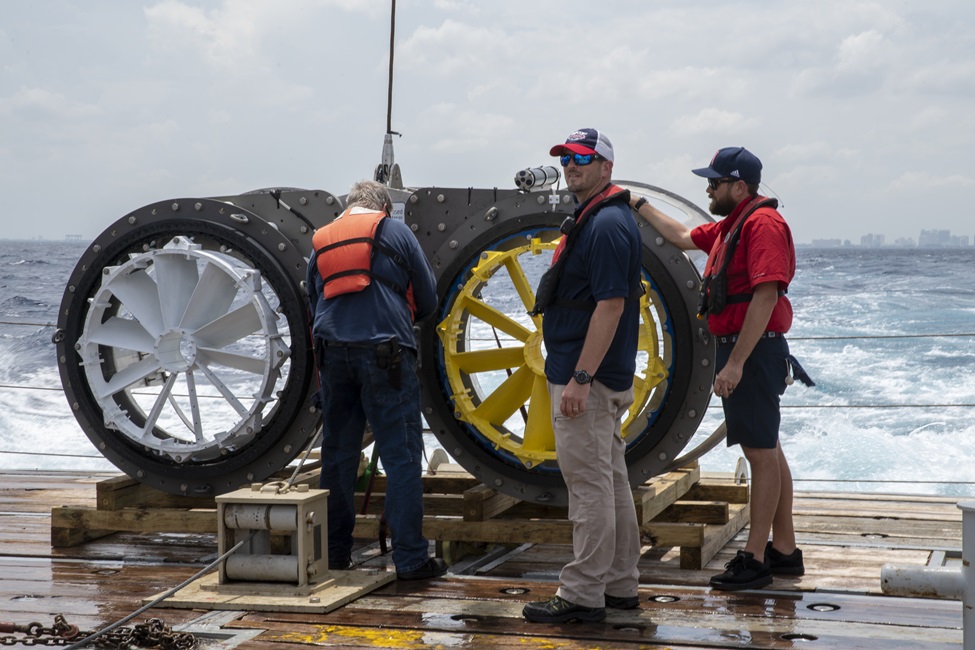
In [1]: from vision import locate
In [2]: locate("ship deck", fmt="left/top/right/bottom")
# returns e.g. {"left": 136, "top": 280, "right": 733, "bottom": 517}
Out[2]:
{"left": 0, "top": 469, "right": 964, "bottom": 649}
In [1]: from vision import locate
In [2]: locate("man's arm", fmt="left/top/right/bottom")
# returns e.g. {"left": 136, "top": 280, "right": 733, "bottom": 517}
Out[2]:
{"left": 305, "top": 250, "right": 320, "bottom": 317}
{"left": 712, "top": 281, "right": 779, "bottom": 398}
{"left": 408, "top": 241, "right": 437, "bottom": 321}
{"left": 559, "top": 296, "right": 624, "bottom": 417}
{"left": 630, "top": 195, "right": 698, "bottom": 250}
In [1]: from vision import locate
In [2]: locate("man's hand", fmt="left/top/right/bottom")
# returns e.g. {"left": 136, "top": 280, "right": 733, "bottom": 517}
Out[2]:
{"left": 561, "top": 380, "right": 590, "bottom": 417}
{"left": 714, "top": 361, "right": 742, "bottom": 398}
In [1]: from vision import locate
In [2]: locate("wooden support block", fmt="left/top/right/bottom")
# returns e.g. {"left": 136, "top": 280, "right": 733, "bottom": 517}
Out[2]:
{"left": 633, "top": 465, "right": 701, "bottom": 523}
{"left": 51, "top": 505, "right": 216, "bottom": 545}
{"left": 354, "top": 493, "right": 465, "bottom": 517}
{"left": 354, "top": 514, "right": 574, "bottom": 545}
{"left": 655, "top": 500, "right": 730, "bottom": 525}
{"left": 93, "top": 465, "right": 321, "bottom": 512}
{"left": 642, "top": 521, "right": 707, "bottom": 548}
{"left": 95, "top": 475, "right": 215, "bottom": 511}
{"left": 368, "top": 473, "right": 480, "bottom": 495}
{"left": 679, "top": 502, "right": 750, "bottom": 570}
{"left": 462, "top": 485, "right": 520, "bottom": 521}
{"left": 51, "top": 506, "right": 116, "bottom": 546}
{"left": 684, "top": 480, "right": 749, "bottom": 504}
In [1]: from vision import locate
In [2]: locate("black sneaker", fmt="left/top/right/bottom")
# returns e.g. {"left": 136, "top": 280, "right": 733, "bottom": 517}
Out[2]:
{"left": 710, "top": 550, "right": 773, "bottom": 591}
{"left": 396, "top": 558, "right": 447, "bottom": 581}
{"left": 330, "top": 556, "right": 352, "bottom": 571}
{"left": 766, "top": 541, "right": 805, "bottom": 576}
{"left": 605, "top": 594, "right": 640, "bottom": 610}
{"left": 522, "top": 595, "right": 606, "bottom": 623}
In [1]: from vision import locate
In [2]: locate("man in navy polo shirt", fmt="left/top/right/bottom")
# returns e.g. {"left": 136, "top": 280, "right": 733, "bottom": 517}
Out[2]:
{"left": 522, "top": 129, "right": 643, "bottom": 624}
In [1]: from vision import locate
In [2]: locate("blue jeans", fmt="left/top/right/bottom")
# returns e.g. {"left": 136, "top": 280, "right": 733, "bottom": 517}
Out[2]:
{"left": 318, "top": 345, "right": 429, "bottom": 573}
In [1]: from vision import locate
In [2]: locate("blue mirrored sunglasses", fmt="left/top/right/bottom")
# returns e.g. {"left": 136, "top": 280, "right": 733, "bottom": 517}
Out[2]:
{"left": 560, "top": 153, "right": 602, "bottom": 167}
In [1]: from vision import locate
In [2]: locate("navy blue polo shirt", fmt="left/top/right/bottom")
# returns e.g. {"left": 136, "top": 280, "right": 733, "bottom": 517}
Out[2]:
{"left": 306, "top": 214, "right": 437, "bottom": 351}
{"left": 542, "top": 198, "right": 641, "bottom": 391}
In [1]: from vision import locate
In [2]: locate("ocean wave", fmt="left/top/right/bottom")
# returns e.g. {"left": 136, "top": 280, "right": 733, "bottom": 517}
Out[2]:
{"left": 1, "top": 242, "right": 974, "bottom": 497}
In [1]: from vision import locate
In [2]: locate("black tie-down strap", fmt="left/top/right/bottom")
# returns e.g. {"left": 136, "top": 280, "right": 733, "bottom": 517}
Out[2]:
{"left": 786, "top": 354, "right": 815, "bottom": 387}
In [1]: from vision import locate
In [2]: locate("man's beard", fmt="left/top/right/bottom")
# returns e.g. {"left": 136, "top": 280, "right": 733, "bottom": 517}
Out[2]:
{"left": 709, "top": 194, "right": 738, "bottom": 217}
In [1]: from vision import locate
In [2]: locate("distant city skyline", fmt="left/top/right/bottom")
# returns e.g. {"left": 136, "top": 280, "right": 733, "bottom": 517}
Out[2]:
{"left": 809, "top": 228, "right": 972, "bottom": 248}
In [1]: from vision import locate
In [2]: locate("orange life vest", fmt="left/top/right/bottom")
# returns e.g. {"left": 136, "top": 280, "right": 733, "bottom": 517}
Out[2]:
{"left": 312, "top": 208, "right": 417, "bottom": 318}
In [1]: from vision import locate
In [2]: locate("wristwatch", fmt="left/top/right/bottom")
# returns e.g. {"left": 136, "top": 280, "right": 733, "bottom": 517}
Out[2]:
{"left": 572, "top": 369, "right": 593, "bottom": 385}
{"left": 632, "top": 196, "right": 648, "bottom": 211}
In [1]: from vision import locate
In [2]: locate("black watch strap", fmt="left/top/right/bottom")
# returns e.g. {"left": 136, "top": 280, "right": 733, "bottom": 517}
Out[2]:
{"left": 573, "top": 369, "right": 593, "bottom": 385}
{"left": 633, "top": 196, "right": 648, "bottom": 211}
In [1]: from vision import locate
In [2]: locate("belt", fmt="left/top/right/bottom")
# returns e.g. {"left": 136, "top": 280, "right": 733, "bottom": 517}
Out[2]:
{"left": 716, "top": 331, "right": 782, "bottom": 345}
{"left": 322, "top": 340, "right": 380, "bottom": 349}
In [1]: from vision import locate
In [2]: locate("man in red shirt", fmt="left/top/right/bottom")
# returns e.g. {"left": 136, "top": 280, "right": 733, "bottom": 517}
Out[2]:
{"left": 630, "top": 147, "right": 806, "bottom": 590}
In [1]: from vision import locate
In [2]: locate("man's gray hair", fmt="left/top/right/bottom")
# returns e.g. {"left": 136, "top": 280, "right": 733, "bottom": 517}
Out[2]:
{"left": 346, "top": 180, "right": 392, "bottom": 212}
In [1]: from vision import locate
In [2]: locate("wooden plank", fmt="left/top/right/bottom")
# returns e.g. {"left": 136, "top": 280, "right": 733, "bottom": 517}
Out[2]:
{"left": 355, "top": 514, "right": 574, "bottom": 545}
{"left": 51, "top": 506, "right": 217, "bottom": 547}
{"left": 462, "top": 485, "right": 520, "bottom": 521}
{"left": 355, "top": 493, "right": 466, "bottom": 517}
{"left": 684, "top": 480, "right": 750, "bottom": 504}
{"left": 655, "top": 500, "right": 730, "bottom": 524}
{"left": 95, "top": 475, "right": 211, "bottom": 510}
{"left": 642, "top": 521, "right": 706, "bottom": 547}
{"left": 681, "top": 501, "right": 750, "bottom": 569}
{"left": 369, "top": 473, "right": 481, "bottom": 495}
{"left": 794, "top": 515, "right": 961, "bottom": 542}
{"left": 634, "top": 465, "right": 702, "bottom": 523}
{"left": 154, "top": 570, "right": 395, "bottom": 614}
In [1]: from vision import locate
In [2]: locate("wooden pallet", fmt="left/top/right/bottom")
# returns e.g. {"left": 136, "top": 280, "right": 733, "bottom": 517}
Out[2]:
{"left": 50, "top": 461, "right": 748, "bottom": 569}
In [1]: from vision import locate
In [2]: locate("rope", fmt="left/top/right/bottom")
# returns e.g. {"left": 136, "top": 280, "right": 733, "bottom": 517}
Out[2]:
{"left": 0, "top": 449, "right": 102, "bottom": 459}
{"left": 0, "top": 319, "right": 56, "bottom": 327}
{"left": 790, "top": 332, "right": 975, "bottom": 341}
{"left": 385, "top": 0, "right": 396, "bottom": 135}
{"left": 793, "top": 478, "right": 975, "bottom": 485}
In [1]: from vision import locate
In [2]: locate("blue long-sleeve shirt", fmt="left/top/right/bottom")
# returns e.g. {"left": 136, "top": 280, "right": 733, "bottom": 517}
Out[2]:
{"left": 307, "top": 211, "right": 437, "bottom": 351}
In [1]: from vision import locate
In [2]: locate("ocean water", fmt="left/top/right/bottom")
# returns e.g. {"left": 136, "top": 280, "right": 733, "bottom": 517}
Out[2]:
{"left": 2, "top": 239, "right": 974, "bottom": 498}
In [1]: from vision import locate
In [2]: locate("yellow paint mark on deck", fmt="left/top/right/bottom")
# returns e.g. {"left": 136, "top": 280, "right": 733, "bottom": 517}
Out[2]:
{"left": 276, "top": 624, "right": 627, "bottom": 649}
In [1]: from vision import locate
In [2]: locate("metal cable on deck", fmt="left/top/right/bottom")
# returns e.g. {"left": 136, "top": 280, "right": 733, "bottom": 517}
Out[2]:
{"left": 63, "top": 532, "right": 256, "bottom": 650}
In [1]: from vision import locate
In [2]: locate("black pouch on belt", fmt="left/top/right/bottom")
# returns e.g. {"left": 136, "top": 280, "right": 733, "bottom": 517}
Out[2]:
{"left": 375, "top": 337, "right": 402, "bottom": 390}
{"left": 314, "top": 338, "right": 325, "bottom": 369}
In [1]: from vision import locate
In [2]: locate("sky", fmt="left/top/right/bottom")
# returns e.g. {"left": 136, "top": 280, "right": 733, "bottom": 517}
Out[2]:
{"left": 1, "top": 0, "right": 973, "bottom": 244}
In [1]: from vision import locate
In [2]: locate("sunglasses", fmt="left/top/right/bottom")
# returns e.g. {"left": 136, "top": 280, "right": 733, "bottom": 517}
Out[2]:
{"left": 708, "top": 177, "right": 739, "bottom": 190}
{"left": 560, "top": 153, "right": 603, "bottom": 167}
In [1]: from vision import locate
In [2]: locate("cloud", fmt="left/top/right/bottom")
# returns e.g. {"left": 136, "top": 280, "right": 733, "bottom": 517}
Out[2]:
{"left": 0, "top": 86, "right": 101, "bottom": 120}
{"left": 898, "top": 60, "right": 975, "bottom": 95}
{"left": 774, "top": 143, "right": 860, "bottom": 164}
{"left": 143, "top": 0, "right": 383, "bottom": 73}
{"left": 2, "top": 1, "right": 975, "bottom": 242}
{"left": 144, "top": 0, "right": 266, "bottom": 72}
{"left": 793, "top": 29, "right": 893, "bottom": 98}
{"left": 835, "top": 30, "right": 887, "bottom": 71}
{"left": 888, "top": 171, "right": 974, "bottom": 191}
{"left": 413, "top": 103, "right": 517, "bottom": 153}
{"left": 670, "top": 109, "right": 760, "bottom": 136}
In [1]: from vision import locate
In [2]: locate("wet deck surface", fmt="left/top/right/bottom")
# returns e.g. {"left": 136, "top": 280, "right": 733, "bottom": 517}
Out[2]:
{"left": 0, "top": 470, "right": 964, "bottom": 648}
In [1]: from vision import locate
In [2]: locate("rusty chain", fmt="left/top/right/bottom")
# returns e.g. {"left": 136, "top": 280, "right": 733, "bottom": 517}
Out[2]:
{"left": 0, "top": 616, "right": 195, "bottom": 649}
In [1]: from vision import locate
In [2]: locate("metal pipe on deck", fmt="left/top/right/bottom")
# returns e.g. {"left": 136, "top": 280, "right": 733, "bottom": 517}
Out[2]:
{"left": 881, "top": 500, "right": 975, "bottom": 650}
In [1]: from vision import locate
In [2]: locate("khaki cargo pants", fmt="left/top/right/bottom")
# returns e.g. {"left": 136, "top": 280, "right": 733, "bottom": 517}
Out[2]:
{"left": 549, "top": 380, "right": 641, "bottom": 608}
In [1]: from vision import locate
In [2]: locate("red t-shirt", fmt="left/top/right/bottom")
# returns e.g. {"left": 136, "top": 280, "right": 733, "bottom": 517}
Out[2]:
{"left": 690, "top": 199, "right": 795, "bottom": 336}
